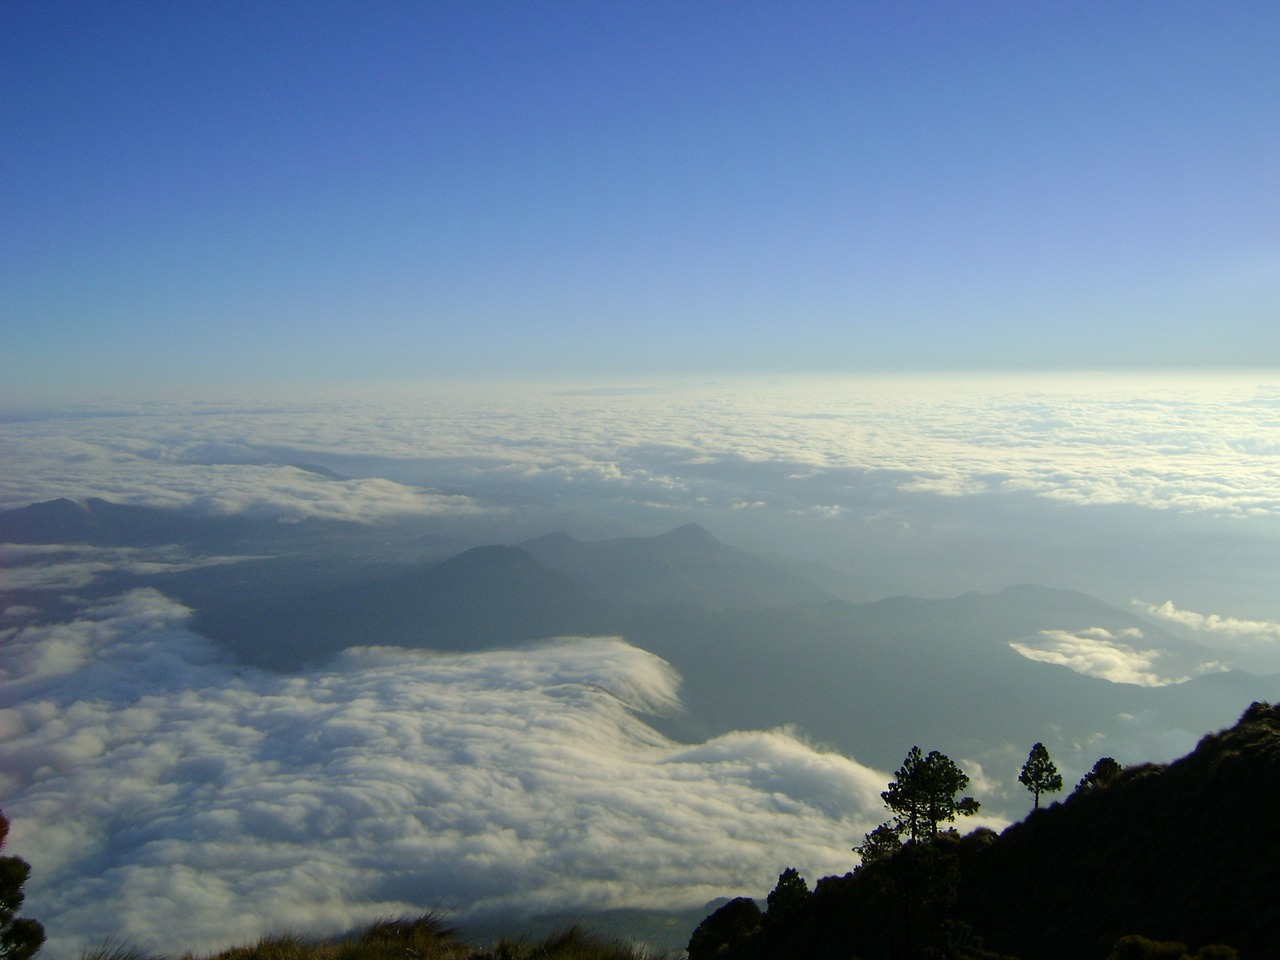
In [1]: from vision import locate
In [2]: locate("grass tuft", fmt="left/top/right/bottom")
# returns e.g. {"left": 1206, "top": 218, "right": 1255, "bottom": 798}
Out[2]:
{"left": 80, "top": 940, "right": 168, "bottom": 960}
{"left": 339, "top": 913, "right": 470, "bottom": 960}
{"left": 470, "top": 926, "right": 667, "bottom": 960}
{"left": 203, "top": 934, "right": 325, "bottom": 960}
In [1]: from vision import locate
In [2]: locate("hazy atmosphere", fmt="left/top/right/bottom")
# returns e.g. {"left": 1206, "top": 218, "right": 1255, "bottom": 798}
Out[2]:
{"left": 3, "top": 4, "right": 1279, "bottom": 958}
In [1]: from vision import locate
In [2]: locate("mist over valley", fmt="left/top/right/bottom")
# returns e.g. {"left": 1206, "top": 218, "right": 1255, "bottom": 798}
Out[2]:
{"left": 4, "top": 379, "right": 1280, "bottom": 954}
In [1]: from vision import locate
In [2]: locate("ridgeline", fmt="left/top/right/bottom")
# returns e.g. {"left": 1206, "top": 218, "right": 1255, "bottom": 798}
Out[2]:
{"left": 689, "top": 702, "right": 1280, "bottom": 960}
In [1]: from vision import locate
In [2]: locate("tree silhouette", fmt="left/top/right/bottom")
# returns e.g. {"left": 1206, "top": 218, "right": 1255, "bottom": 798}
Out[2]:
{"left": 687, "top": 897, "right": 761, "bottom": 960}
{"left": 765, "top": 867, "right": 810, "bottom": 928}
{"left": 882, "top": 746, "right": 980, "bottom": 842}
{"left": 1018, "top": 742, "right": 1063, "bottom": 810}
{"left": 855, "top": 821, "right": 904, "bottom": 868}
{"left": 0, "top": 810, "right": 44, "bottom": 960}
{"left": 1075, "top": 756, "right": 1124, "bottom": 794}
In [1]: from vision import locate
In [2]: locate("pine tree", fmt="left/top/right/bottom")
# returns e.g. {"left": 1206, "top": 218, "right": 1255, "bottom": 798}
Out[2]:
{"left": 882, "top": 746, "right": 980, "bottom": 842}
{"left": 1018, "top": 742, "right": 1064, "bottom": 810}
{"left": 0, "top": 810, "right": 44, "bottom": 960}
{"left": 765, "top": 867, "right": 810, "bottom": 928}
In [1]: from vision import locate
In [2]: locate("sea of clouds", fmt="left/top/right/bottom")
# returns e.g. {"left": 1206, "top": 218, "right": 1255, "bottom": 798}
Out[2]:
{"left": 4, "top": 373, "right": 1280, "bottom": 953}
{"left": 6, "top": 374, "right": 1280, "bottom": 521}
{"left": 1, "top": 589, "right": 898, "bottom": 957}
{"left": 7, "top": 372, "right": 1280, "bottom": 621}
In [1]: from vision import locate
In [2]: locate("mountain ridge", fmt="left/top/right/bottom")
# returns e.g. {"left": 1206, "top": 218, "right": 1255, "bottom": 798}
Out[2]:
{"left": 518, "top": 522, "right": 834, "bottom": 609}
{"left": 701, "top": 702, "right": 1280, "bottom": 960}
{"left": 8, "top": 499, "right": 1279, "bottom": 791}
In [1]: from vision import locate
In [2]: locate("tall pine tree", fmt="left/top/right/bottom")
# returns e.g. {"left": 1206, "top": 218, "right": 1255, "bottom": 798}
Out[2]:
{"left": 1019, "top": 742, "right": 1064, "bottom": 810}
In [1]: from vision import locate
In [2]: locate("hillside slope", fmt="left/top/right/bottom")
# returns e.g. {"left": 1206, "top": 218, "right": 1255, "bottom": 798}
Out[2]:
{"left": 696, "top": 702, "right": 1280, "bottom": 960}
{"left": 961, "top": 700, "right": 1280, "bottom": 959}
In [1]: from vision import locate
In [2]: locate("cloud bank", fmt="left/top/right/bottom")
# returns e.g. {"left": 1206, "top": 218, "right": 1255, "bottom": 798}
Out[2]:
{"left": 4, "top": 374, "right": 1277, "bottom": 954}
{"left": 5, "top": 374, "right": 1280, "bottom": 522}
{"left": 1134, "top": 599, "right": 1280, "bottom": 647}
{"left": 1, "top": 591, "right": 896, "bottom": 957}
{"left": 6, "top": 374, "right": 1280, "bottom": 628}
{"left": 0, "top": 543, "right": 255, "bottom": 593}
{"left": 1008, "top": 627, "right": 1184, "bottom": 687}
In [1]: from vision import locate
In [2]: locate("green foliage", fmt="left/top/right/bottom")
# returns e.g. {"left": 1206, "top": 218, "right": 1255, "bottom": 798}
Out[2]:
{"left": 1017, "top": 743, "right": 1063, "bottom": 810}
{"left": 687, "top": 898, "right": 761, "bottom": 960}
{"left": 1074, "top": 756, "right": 1123, "bottom": 794}
{"left": 882, "top": 747, "right": 980, "bottom": 842}
{"left": 686, "top": 708, "right": 1280, "bottom": 960}
{"left": 1237, "top": 700, "right": 1279, "bottom": 726}
{"left": 192, "top": 916, "right": 658, "bottom": 960}
{"left": 1193, "top": 947, "right": 1242, "bottom": 960}
{"left": 0, "top": 810, "right": 44, "bottom": 960}
{"left": 1105, "top": 934, "right": 1239, "bottom": 960}
{"left": 205, "top": 917, "right": 472, "bottom": 960}
{"left": 764, "top": 868, "right": 810, "bottom": 929}
{"left": 341, "top": 915, "right": 470, "bottom": 960}
{"left": 927, "top": 920, "right": 1020, "bottom": 960}
{"left": 855, "top": 822, "right": 903, "bottom": 869}
{"left": 897, "top": 840, "right": 962, "bottom": 928}
{"left": 207, "top": 935, "right": 321, "bottom": 960}
{"left": 472, "top": 925, "right": 660, "bottom": 960}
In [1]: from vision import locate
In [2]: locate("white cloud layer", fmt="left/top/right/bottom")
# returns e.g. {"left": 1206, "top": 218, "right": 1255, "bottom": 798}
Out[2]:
{"left": 1133, "top": 599, "right": 1280, "bottom": 647}
{"left": 4, "top": 373, "right": 1280, "bottom": 522}
{"left": 0, "top": 591, "right": 899, "bottom": 958}
{"left": 1008, "top": 627, "right": 1186, "bottom": 687}
{"left": 0, "top": 543, "right": 254, "bottom": 593}
{"left": 0, "top": 424, "right": 481, "bottom": 523}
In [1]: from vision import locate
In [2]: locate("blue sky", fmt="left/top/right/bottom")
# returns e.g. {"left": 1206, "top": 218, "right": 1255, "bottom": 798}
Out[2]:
{"left": 4, "top": 2, "right": 1278, "bottom": 396}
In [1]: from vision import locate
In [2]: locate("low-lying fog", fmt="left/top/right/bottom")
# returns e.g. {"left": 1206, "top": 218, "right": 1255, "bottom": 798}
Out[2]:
{"left": 4, "top": 373, "right": 1280, "bottom": 955}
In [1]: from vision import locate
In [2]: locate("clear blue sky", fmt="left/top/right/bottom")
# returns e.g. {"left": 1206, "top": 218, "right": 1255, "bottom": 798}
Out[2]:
{"left": 3, "top": 1, "right": 1278, "bottom": 396}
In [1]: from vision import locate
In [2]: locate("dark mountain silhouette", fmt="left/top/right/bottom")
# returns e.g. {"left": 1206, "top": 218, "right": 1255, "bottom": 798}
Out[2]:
{"left": 702, "top": 702, "right": 1280, "bottom": 960}
{"left": 193, "top": 543, "right": 621, "bottom": 670}
{"left": 289, "top": 462, "right": 349, "bottom": 480}
{"left": 190, "top": 523, "right": 846, "bottom": 670}
{"left": 8, "top": 498, "right": 1280, "bottom": 785}
{"left": 519, "top": 523, "right": 834, "bottom": 609}
{"left": 0, "top": 497, "right": 310, "bottom": 547}
{"left": 191, "top": 530, "right": 1280, "bottom": 772}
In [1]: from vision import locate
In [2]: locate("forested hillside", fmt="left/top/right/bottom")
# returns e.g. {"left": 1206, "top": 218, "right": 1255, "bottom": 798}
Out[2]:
{"left": 690, "top": 702, "right": 1280, "bottom": 960}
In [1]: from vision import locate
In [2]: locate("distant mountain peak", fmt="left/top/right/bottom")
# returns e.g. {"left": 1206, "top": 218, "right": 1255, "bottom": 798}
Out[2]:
{"left": 522, "top": 530, "right": 578, "bottom": 548}
{"left": 653, "top": 522, "right": 715, "bottom": 543}
{"left": 437, "top": 543, "right": 542, "bottom": 574}
{"left": 514, "top": 522, "right": 834, "bottom": 610}
{"left": 0, "top": 497, "right": 97, "bottom": 543}
{"left": 23, "top": 497, "right": 87, "bottom": 515}
{"left": 289, "top": 463, "right": 348, "bottom": 481}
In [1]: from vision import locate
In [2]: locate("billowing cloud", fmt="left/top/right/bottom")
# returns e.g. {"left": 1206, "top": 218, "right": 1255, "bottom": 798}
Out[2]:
{"left": 1008, "top": 627, "right": 1185, "bottom": 687}
{"left": 1133, "top": 599, "right": 1280, "bottom": 647}
{"left": 0, "top": 591, "right": 905, "bottom": 958}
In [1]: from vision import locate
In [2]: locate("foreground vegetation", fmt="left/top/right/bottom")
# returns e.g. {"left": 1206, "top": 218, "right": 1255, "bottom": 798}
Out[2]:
{"left": 689, "top": 702, "right": 1280, "bottom": 960}
{"left": 79, "top": 917, "right": 666, "bottom": 960}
